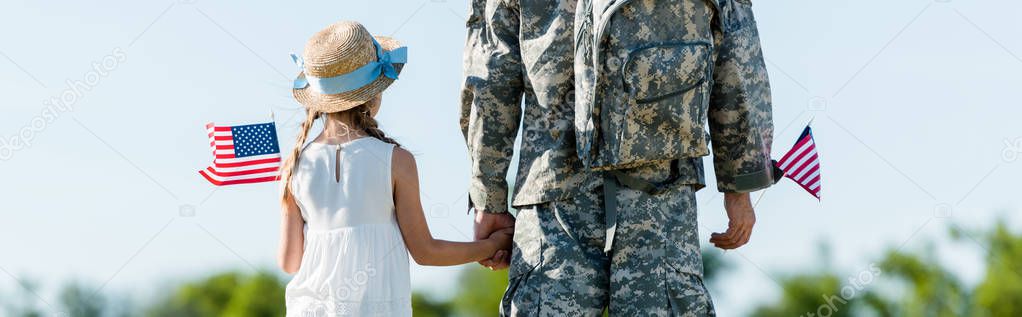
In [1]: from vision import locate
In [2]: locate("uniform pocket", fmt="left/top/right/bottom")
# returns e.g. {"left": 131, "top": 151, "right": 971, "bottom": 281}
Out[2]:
{"left": 665, "top": 270, "right": 716, "bottom": 316}
{"left": 623, "top": 42, "right": 711, "bottom": 104}
{"left": 607, "top": 41, "right": 712, "bottom": 166}
{"left": 501, "top": 208, "right": 544, "bottom": 316}
{"left": 500, "top": 263, "right": 539, "bottom": 316}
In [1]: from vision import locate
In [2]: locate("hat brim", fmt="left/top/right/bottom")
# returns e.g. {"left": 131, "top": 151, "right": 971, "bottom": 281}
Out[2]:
{"left": 293, "top": 36, "right": 403, "bottom": 113}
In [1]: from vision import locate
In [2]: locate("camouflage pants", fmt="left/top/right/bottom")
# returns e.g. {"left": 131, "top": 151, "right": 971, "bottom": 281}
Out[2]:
{"left": 501, "top": 164, "right": 715, "bottom": 316}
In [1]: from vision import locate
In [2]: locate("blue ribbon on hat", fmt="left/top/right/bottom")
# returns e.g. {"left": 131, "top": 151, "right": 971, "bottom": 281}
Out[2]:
{"left": 291, "top": 39, "right": 407, "bottom": 94}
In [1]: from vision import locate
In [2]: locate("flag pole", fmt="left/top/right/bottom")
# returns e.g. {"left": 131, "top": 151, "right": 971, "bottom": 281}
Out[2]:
{"left": 753, "top": 188, "right": 768, "bottom": 208}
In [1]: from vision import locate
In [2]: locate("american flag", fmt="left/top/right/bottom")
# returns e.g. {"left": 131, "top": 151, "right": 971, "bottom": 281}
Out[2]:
{"left": 199, "top": 122, "right": 281, "bottom": 186}
{"left": 775, "top": 126, "right": 822, "bottom": 199}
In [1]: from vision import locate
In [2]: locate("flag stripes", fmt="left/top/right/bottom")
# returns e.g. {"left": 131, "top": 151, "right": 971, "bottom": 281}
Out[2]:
{"left": 776, "top": 126, "right": 822, "bottom": 199}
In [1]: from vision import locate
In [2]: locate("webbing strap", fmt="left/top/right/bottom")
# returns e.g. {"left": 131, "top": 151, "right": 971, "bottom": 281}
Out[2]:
{"left": 608, "top": 160, "right": 682, "bottom": 195}
{"left": 603, "top": 160, "right": 683, "bottom": 254}
{"left": 603, "top": 172, "right": 619, "bottom": 254}
{"left": 609, "top": 170, "right": 656, "bottom": 193}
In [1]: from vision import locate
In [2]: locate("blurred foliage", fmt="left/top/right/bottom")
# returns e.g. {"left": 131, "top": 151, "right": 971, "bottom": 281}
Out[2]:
{"left": 872, "top": 247, "right": 968, "bottom": 316}
{"left": 751, "top": 273, "right": 850, "bottom": 317}
{"left": 964, "top": 221, "right": 1022, "bottom": 317}
{"left": 751, "top": 220, "right": 1022, "bottom": 317}
{"left": 410, "top": 267, "right": 508, "bottom": 317}
{"left": 56, "top": 281, "right": 104, "bottom": 317}
{"left": 1, "top": 279, "right": 133, "bottom": 317}
{"left": 411, "top": 292, "right": 453, "bottom": 317}
{"left": 4, "top": 221, "right": 1022, "bottom": 316}
{"left": 56, "top": 280, "right": 138, "bottom": 317}
{"left": 145, "top": 270, "right": 285, "bottom": 317}
{"left": 701, "top": 248, "right": 730, "bottom": 286}
{"left": 449, "top": 267, "right": 508, "bottom": 315}
{"left": 2, "top": 277, "right": 46, "bottom": 317}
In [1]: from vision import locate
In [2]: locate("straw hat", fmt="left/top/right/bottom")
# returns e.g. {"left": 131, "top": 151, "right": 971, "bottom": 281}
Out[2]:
{"left": 292, "top": 21, "right": 405, "bottom": 113}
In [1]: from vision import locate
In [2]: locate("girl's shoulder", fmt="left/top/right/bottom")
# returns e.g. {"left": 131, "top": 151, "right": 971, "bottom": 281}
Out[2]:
{"left": 390, "top": 146, "right": 416, "bottom": 184}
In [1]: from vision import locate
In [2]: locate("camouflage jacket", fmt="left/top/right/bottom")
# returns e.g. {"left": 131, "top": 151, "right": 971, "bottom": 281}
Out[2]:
{"left": 461, "top": 0, "right": 776, "bottom": 214}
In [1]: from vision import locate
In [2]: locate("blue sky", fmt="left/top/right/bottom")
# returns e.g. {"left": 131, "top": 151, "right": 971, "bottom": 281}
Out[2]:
{"left": 1, "top": 0, "right": 1020, "bottom": 315}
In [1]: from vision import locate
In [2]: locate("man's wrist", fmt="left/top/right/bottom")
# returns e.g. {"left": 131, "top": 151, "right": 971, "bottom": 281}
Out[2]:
{"left": 469, "top": 198, "right": 508, "bottom": 215}
{"left": 475, "top": 208, "right": 509, "bottom": 214}
{"left": 724, "top": 192, "right": 753, "bottom": 209}
{"left": 724, "top": 192, "right": 751, "bottom": 201}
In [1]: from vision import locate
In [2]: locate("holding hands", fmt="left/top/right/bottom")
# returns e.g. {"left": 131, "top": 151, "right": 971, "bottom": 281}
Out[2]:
{"left": 474, "top": 211, "right": 516, "bottom": 270}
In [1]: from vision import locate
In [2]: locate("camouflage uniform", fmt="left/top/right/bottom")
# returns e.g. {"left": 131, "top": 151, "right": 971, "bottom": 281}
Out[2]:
{"left": 461, "top": 0, "right": 776, "bottom": 315}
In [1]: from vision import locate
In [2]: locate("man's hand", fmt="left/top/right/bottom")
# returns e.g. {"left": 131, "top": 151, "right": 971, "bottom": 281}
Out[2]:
{"left": 474, "top": 210, "right": 515, "bottom": 269}
{"left": 710, "top": 192, "right": 756, "bottom": 250}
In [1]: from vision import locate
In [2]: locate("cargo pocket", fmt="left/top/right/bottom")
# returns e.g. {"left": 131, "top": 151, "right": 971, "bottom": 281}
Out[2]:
{"left": 665, "top": 269, "right": 715, "bottom": 316}
{"left": 616, "top": 42, "right": 712, "bottom": 165}
{"left": 500, "top": 208, "right": 544, "bottom": 316}
{"left": 500, "top": 262, "right": 539, "bottom": 316}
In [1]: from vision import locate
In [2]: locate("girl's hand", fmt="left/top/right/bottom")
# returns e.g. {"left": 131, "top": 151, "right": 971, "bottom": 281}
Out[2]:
{"left": 474, "top": 211, "right": 515, "bottom": 269}
{"left": 487, "top": 227, "right": 515, "bottom": 252}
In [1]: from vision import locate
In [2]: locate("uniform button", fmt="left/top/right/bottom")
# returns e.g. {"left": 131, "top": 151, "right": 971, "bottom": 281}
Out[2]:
{"left": 606, "top": 56, "right": 621, "bottom": 69}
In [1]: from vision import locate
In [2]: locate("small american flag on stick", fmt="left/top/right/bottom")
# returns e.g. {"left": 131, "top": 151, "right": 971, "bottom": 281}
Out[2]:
{"left": 776, "top": 125, "right": 822, "bottom": 199}
{"left": 199, "top": 122, "right": 281, "bottom": 186}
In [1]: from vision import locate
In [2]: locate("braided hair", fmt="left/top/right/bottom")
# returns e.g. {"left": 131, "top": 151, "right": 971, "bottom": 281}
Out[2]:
{"left": 350, "top": 103, "right": 400, "bottom": 147}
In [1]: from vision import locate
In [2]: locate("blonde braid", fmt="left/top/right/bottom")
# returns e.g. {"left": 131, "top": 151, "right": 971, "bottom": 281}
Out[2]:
{"left": 352, "top": 104, "right": 400, "bottom": 147}
{"left": 280, "top": 109, "right": 319, "bottom": 202}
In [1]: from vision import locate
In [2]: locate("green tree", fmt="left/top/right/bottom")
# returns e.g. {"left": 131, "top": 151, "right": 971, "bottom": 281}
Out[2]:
{"left": 748, "top": 222, "right": 1022, "bottom": 317}
{"left": 411, "top": 266, "right": 508, "bottom": 317}
{"left": 958, "top": 221, "right": 1022, "bottom": 317}
{"left": 871, "top": 246, "right": 968, "bottom": 317}
{"left": 450, "top": 267, "right": 508, "bottom": 316}
{"left": 221, "top": 271, "right": 286, "bottom": 317}
{"left": 56, "top": 281, "right": 112, "bottom": 317}
{"left": 750, "top": 273, "right": 858, "bottom": 317}
{"left": 412, "top": 292, "right": 453, "bottom": 317}
{"left": 702, "top": 248, "right": 731, "bottom": 286}
{"left": 2, "top": 277, "right": 46, "bottom": 317}
{"left": 146, "top": 270, "right": 285, "bottom": 317}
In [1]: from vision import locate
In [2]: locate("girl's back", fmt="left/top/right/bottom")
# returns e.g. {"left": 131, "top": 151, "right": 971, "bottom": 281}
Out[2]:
{"left": 292, "top": 138, "right": 397, "bottom": 230}
{"left": 285, "top": 137, "right": 411, "bottom": 316}
{"left": 279, "top": 20, "right": 512, "bottom": 317}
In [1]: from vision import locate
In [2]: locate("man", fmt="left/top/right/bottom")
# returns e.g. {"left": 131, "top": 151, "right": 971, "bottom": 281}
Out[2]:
{"left": 460, "top": 0, "right": 777, "bottom": 315}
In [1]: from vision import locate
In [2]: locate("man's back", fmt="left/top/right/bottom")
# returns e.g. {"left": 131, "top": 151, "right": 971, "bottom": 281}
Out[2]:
{"left": 462, "top": 0, "right": 776, "bottom": 212}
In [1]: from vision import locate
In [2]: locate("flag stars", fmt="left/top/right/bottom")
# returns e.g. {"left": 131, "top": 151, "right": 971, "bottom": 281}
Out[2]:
{"left": 230, "top": 123, "right": 280, "bottom": 158}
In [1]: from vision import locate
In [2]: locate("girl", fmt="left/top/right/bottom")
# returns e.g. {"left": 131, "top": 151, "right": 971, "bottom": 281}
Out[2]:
{"left": 277, "top": 21, "right": 513, "bottom": 316}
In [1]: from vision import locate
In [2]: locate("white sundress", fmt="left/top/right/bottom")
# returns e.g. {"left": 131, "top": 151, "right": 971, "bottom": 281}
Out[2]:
{"left": 285, "top": 137, "right": 411, "bottom": 317}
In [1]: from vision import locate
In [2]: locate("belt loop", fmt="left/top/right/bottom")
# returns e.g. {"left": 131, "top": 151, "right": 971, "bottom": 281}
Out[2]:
{"left": 603, "top": 172, "right": 619, "bottom": 254}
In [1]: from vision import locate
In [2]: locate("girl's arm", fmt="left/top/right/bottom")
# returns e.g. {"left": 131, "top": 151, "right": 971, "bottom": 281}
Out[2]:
{"left": 392, "top": 147, "right": 513, "bottom": 266}
{"left": 278, "top": 193, "right": 305, "bottom": 274}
